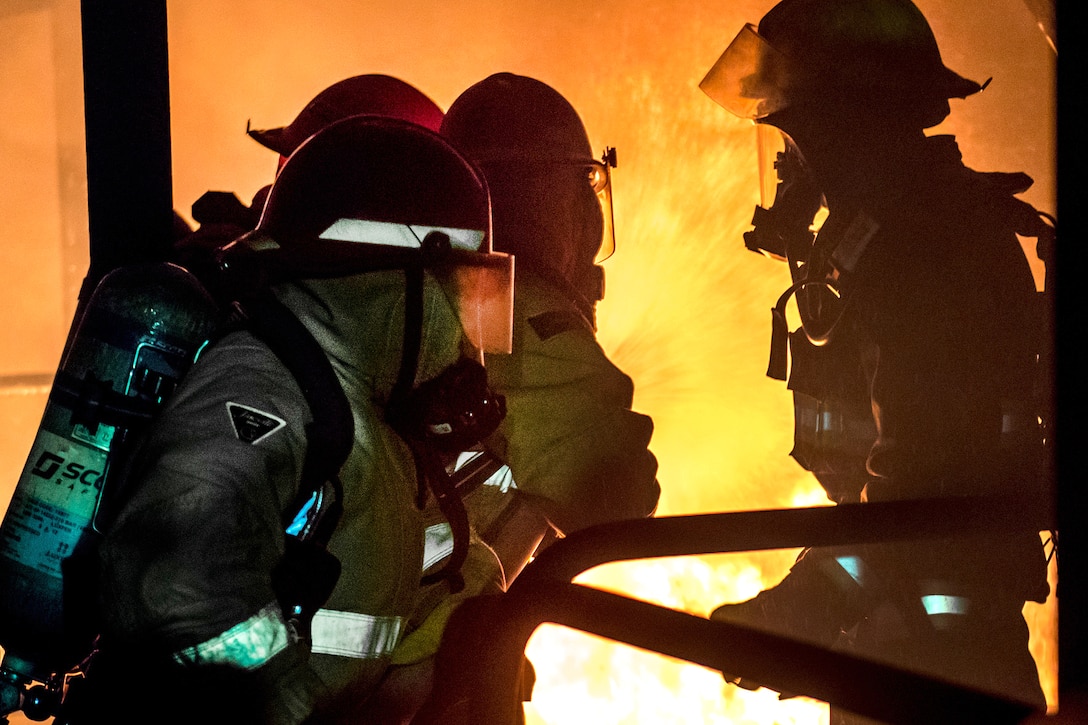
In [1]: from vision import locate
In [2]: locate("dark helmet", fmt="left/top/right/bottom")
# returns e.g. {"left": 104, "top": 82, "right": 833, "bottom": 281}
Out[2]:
{"left": 220, "top": 115, "right": 513, "bottom": 353}
{"left": 441, "top": 73, "right": 616, "bottom": 302}
{"left": 247, "top": 74, "right": 445, "bottom": 158}
{"left": 701, "top": 0, "right": 983, "bottom": 128}
{"left": 440, "top": 73, "right": 594, "bottom": 166}
{"left": 222, "top": 115, "right": 493, "bottom": 278}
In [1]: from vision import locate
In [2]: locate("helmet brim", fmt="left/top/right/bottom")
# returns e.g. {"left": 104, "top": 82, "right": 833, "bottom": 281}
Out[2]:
{"left": 701, "top": 20, "right": 985, "bottom": 120}
{"left": 247, "top": 124, "right": 291, "bottom": 156}
{"left": 939, "top": 66, "right": 984, "bottom": 99}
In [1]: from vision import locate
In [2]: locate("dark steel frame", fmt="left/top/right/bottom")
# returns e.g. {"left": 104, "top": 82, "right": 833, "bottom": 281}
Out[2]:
{"left": 414, "top": 498, "right": 1049, "bottom": 724}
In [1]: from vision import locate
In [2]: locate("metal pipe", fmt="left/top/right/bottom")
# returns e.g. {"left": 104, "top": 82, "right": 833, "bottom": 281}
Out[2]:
{"left": 516, "top": 495, "right": 1052, "bottom": 587}
{"left": 416, "top": 580, "right": 1037, "bottom": 725}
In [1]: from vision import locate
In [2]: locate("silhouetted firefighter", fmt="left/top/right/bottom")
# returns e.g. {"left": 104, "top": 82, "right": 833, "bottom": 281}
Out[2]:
{"left": 700, "top": 0, "right": 1056, "bottom": 720}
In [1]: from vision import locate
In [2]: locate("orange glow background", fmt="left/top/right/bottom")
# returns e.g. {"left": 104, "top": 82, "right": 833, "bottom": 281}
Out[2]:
{"left": 0, "top": 1, "right": 1056, "bottom": 723}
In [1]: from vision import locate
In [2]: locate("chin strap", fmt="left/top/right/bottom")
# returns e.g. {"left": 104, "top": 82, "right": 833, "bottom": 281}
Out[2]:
{"left": 384, "top": 253, "right": 475, "bottom": 595}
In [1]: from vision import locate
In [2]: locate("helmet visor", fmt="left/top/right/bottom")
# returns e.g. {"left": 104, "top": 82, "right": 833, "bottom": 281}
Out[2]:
{"left": 756, "top": 123, "right": 787, "bottom": 209}
{"left": 317, "top": 218, "right": 514, "bottom": 355}
{"left": 700, "top": 24, "right": 792, "bottom": 120}
{"left": 439, "top": 251, "right": 515, "bottom": 356}
{"left": 470, "top": 149, "right": 619, "bottom": 264}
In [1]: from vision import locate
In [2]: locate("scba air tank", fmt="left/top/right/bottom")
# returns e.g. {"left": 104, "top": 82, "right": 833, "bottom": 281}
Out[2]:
{"left": 0, "top": 262, "right": 219, "bottom": 684}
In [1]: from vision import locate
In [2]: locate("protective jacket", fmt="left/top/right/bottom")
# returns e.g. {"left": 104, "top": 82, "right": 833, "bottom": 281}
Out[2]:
{"left": 388, "top": 267, "right": 660, "bottom": 680}
{"left": 483, "top": 268, "right": 659, "bottom": 534}
{"left": 91, "top": 270, "right": 467, "bottom": 723}
{"left": 784, "top": 134, "right": 1049, "bottom": 706}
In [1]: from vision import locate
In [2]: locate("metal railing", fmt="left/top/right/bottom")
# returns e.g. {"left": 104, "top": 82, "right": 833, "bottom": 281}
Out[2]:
{"left": 415, "top": 496, "right": 1051, "bottom": 724}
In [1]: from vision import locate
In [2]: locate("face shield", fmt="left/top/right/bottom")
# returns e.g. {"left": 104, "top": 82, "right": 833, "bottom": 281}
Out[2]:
{"left": 702, "top": 25, "right": 813, "bottom": 218}
{"left": 701, "top": 26, "right": 825, "bottom": 245}
{"left": 756, "top": 123, "right": 787, "bottom": 210}
{"left": 436, "top": 249, "right": 514, "bottom": 358}
{"left": 699, "top": 24, "right": 793, "bottom": 122}
{"left": 470, "top": 146, "right": 619, "bottom": 266}
{"left": 313, "top": 218, "right": 515, "bottom": 357}
{"left": 229, "top": 215, "right": 515, "bottom": 359}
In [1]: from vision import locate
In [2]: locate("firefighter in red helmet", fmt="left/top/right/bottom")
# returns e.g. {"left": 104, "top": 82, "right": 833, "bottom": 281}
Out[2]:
{"left": 701, "top": 0, "right": 1054, "bottom": 717}
{"left": 175, "top": 74, "right": 445, "bottom": 263}
{"left": 75, "top": 117, "right": 512, "bottom": 724}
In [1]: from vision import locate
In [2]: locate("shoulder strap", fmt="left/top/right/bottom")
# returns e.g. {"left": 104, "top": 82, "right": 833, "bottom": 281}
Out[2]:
{"left": 238, "top": 290, "right": 355, "bottom": 638}
{"left": 385, "top": 261, "right": 473, "bottom": 593}
{"left": 239, "top": 290, "right": 354, "bottom": 544}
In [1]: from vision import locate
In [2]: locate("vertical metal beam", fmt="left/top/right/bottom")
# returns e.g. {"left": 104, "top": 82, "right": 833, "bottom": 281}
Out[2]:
{"left": 80, "top": 0, "right": 173, "bottom": 296}
{"left": 1056, "top": 0, "right": 1087, "bottom": 709}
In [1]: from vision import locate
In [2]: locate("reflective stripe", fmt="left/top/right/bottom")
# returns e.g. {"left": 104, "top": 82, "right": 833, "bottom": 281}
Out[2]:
{"left": 483, "top": 464, "right": 515, "bottom": 492}
{"left": 285, "top": 490, "right": 319, "bottom": 537}
{"left": 423, "top": 522, "right": 456, "bottom": 571}
{"left": 318, "top": 218, "right": 485, "bottom": 251}
{"left": 172, "top": 601, "right": 289, "bottom": 670}
{"left": 449, "top": 451, "right": 515, "bottom": 492}
{"left": 452, "top": 450, "right": 479, "bottom": 470}
{"left": 921, "top": 593, "right": 971, "bottom": 631}
{"left": 834, "top": 555, "right": 866, "bottom": 586}
{"left": 921, "top": 594, "right": 970, "bottom": 617}
{"left": 310, "top": 609, "right": 404, "bottom": 659}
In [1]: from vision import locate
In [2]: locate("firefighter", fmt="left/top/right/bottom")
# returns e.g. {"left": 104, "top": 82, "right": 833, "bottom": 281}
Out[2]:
{"left": 361, "top": 72, "right": 661, "bottom": 723}
{"left": 78, "top": 116, "right": 513, "bottom": 724}
{"left": 700, "top": 0, "right": 1052, "bottom": 716}
{"left": 440, "top": 71, "right": 659, "bottom": 556}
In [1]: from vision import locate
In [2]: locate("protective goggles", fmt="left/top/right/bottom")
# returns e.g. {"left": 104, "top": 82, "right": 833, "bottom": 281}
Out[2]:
{"left": 470, "top": 147, "right": 619, "bottom": 264}
{"left": 588, "top": 147, "right": 618, "bottom": 262}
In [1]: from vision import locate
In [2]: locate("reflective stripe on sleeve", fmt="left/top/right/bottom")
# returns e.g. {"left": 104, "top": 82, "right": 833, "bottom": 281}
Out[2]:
{"left": 834, "top": 555, "right": 866, "bottom": 586}
{"left": 310, "top": 609, "right": 404, "bottom": 659}
{"left": 921, "top": 594, "right": 970, "bottom": 617}
{"left": 172, "top": 601, "right": 290, "bottom": 670}
{"left": 921, "top": 590, "right": 971, "bottom": 631}
{"left": 423, "top": 522, "right": 455, "bottom": 572}
{"left": 484, "top": 464, "right": 515, "bottom": 492}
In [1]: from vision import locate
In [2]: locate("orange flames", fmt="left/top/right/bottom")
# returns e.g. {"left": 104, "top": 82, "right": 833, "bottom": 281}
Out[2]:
{"left": 0, "top": 0, "right": 1057, "bottom": 723}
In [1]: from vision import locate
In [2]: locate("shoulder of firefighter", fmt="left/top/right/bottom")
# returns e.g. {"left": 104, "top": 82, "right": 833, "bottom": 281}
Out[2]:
{"left": 480, "top": 268, "right": 660, "bottom": 535}
{"left": 383, "top": 266, "right": 660, "bottom": 681}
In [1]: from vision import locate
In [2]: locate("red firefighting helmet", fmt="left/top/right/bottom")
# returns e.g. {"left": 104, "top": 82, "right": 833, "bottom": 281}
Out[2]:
{"left": 247, "top": 74, "right": 445, "bottom": 158}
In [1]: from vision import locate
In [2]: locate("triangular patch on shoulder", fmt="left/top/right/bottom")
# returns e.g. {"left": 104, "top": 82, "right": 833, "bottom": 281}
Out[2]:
{"left": 226, "top": 402, "right": 287, "bottom": 444}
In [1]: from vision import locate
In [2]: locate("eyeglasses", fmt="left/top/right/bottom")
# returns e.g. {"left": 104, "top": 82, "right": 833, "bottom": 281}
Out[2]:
{"left": 586, "top": 147, "right": 617, "bottom": 194}
{"left": 470, "top": 146, "right": 618, "bottom": 262}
